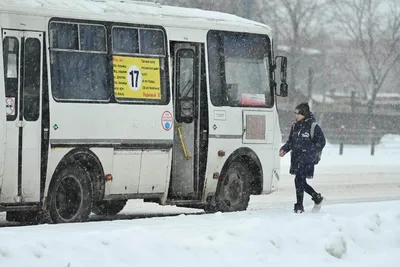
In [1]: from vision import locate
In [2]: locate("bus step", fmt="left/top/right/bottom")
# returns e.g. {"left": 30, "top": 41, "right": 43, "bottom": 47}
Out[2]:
{"left": 0, "top": 204, "right": 41, "bottom": 212}
{"left": 166, "top": 200, "right": 205, "bottom": 210}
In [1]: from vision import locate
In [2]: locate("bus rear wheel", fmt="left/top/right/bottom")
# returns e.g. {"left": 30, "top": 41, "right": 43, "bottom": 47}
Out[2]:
{"left": 215, "top": 161, "right": 251, "bottom": 212}
{"left": 92, "top": 200, "right": 127, "bottom": 216}
{"left": 48, "top": 164, "right": 93, "bottom": 224}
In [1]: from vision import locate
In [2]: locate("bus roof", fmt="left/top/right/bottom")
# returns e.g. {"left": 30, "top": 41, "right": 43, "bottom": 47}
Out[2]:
{"left": 0, "top": 0, "right": 271, "bottom": 34}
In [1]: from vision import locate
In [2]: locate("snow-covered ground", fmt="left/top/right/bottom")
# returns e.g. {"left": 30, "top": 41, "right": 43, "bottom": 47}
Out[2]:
{"left": 0, "top": 201, "right": 399, "bottom": 267}
{"left": 1, "top": 136, "right": 400, "bottom": 266}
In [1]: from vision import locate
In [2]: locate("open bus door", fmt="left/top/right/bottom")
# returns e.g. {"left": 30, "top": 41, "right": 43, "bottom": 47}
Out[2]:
{"left": 168, "top": 42, "right": 208, "bottom": 203}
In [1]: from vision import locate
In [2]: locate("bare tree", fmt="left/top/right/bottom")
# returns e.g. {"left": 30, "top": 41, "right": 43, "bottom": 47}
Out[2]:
{"left": 331, "top": 0, "right": 400, "bottom": 114}
{"left": 253, "top": 0, "right": 327, "bottom": 102}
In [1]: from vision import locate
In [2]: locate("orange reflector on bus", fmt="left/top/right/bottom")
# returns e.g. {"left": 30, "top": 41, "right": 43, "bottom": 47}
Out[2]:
{"left": 213, "top": 172, "right": 220, "bottom": 179}
{"left": 105, "top": 174, "right": 113, "bottom": 181}
{"left": 218, "top": 150, "right": 225, "bottom": 157}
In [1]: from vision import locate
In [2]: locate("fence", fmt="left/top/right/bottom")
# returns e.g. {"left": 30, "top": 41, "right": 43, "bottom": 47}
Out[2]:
{"left": 277, "top": 108, "right": 400, "bottom": 146}
{"left": 281, "top": 126, "right": 385, "bottom": 145}
{"left": 280, "top": 126, "right": 385, "bottom": 155}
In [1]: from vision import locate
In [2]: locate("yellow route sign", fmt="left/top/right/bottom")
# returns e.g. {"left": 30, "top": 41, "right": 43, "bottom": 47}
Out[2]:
{"left": 113, "top": 56, "right": 161, "bottom": 100}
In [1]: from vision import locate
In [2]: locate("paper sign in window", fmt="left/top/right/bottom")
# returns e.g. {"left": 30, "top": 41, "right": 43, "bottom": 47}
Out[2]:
{"left": 113, "top": 56, "right": 161, "bottom": 100}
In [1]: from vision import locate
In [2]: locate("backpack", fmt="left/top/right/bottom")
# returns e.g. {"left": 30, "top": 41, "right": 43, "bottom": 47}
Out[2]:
{"left": 310, "top": 122, "right": 322, "bottom": 164}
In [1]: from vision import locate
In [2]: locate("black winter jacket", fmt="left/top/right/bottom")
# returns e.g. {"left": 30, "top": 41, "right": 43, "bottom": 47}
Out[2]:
{"left": 280, "top": 113, "right": 326, "bottom": 177}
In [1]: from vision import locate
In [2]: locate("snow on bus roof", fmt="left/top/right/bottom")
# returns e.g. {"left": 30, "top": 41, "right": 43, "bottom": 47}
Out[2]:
{"left": 1, "top": 0, "right": 270, "bottom": 31}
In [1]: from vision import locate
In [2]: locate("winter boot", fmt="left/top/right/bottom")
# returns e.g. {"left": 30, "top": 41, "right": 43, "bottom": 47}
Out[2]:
{"left": 311, "top": 193, "right": 324, "bottom": 212}
{"left": 294, "top": 203, "right": 304, "bottom": 213}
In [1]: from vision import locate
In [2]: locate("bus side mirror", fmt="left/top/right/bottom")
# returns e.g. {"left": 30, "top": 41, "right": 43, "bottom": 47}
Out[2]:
{"left": 280, "top": 83, "right": 288, "bottom": 97}
{"left": 275, "top": 56, "right": 288, "bottom": 97}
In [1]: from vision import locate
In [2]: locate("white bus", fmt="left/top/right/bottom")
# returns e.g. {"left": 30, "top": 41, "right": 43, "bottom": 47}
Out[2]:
{"left": 0, "top": 0, "right": 288, "bottom": 224}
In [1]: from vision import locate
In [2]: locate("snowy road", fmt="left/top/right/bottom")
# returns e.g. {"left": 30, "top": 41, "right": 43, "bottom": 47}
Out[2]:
{"left": 1, "top": 170, "right": 399, "bottom": 226}
{"left": 5, "top": 172, "right": 399, "bottom": 228}
{"left": 261, "top": 169, "right": 400, "bottom": 207}
{"left": 118, "top": 170, "right": 400, "bottom": 215}
{"left": 105, "top": 163, "right": 400, "bottom": 216}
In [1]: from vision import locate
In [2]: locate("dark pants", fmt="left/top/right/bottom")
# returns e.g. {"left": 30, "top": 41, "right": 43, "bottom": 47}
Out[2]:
{"left": 295, "top": 172, "right": 317, "bottom": 205}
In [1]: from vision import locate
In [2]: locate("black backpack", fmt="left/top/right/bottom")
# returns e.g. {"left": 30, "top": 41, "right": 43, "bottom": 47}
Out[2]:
{"left": 310, "top": 122, "right": 322, "bottom": 164}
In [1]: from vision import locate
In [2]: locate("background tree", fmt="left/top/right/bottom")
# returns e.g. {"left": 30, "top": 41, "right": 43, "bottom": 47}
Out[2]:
{"left": 331, "top": 0, "right": 400, "bottom": 114}
{"left": 253, "top": 0, "right": 328, "bottom": 103}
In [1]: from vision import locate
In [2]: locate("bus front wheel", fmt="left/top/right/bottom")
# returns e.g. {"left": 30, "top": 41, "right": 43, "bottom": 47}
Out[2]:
{"left": 48, "top": 164, "right": 93, "bottom": 223}
{"left": 215, "top": 160, "right": 251, "bottom": 212}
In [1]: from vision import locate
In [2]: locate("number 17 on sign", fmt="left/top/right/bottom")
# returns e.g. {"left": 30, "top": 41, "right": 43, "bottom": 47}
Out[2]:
{"left": 128, "top": 66, "right": 142, "bottom": 91}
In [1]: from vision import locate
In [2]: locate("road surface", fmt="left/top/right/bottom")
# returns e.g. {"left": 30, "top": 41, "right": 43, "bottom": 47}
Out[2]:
{"left": 1, "top": 168, "right": 399, "bottom": 226}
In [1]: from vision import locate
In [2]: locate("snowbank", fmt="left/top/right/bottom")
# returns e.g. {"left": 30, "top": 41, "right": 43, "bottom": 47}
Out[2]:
{"left": 379, "top": 134, "right": 400, "bottom": 148}
{"left": 0, "top": 201, "right": 400, "bottom": 267}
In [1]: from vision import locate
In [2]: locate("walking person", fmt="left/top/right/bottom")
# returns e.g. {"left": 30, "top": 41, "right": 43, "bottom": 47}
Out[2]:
{"left": 279, "top": 102, "right": 326, "bottom": 213}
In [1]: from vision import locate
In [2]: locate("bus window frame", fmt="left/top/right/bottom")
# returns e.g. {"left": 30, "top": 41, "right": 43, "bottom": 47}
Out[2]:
{"left": 50, "top": 21, "right": 108, "bottom": 53}
{"left": 111, "top": 25, "right": 168, "bottom": 105}
{"left": 49, "top": 20, "right": 110, "bottom": 103}
{"left": 206, "top": 30, "right": 275, "bottom": 108}
{"left": 47, "top": 18, "right": 170, "bottom": 106}
{"left": 111, "top": 26, "right": 166, "bottom": 57}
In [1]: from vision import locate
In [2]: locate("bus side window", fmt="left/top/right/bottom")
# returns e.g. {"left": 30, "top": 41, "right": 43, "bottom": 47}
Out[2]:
{"left": 111, "top": 26, "right": 168, "bottom": 104}
{"left": 175, "top": 49, "right": 194, "bottom": 123}
{"left": 2, "top": 37, "right": 19, "bottom": 121}
{"left": 140, "top": 29, "right": 165, "bottom": 55}
{"left": 49, "top": 22, "right": 109, "bottom": 102}
{"left": 112, "top": 27, "right": 139, "bottom": 54}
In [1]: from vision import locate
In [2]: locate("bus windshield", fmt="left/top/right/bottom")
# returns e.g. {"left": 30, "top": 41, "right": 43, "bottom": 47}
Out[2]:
{"left": 207, "top": 31, "right": 273, "bottom": 107}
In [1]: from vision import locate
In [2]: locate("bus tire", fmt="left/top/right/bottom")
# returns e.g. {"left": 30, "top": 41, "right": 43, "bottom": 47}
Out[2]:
{"left": 203, "top": 199, "right": 217, "bottom": 213}
{"left": 92, "top": 200, "right": 127, "bottom": 216}
{"left": 215, "top": 160, "right": 251, "bottom": 212}
{"left": 48, "top": 164, "right": 93, "bottom": 224}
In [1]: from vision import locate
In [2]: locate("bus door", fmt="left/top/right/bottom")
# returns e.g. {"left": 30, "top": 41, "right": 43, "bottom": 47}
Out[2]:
{"left": 170, "top": 42, "right": 208, "bottom": 200}
{"left": 1, "top": 30, "right": 44, "bottom": 204}
{"left": 0, "top": 33, "right": 5, "bottom": 199}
